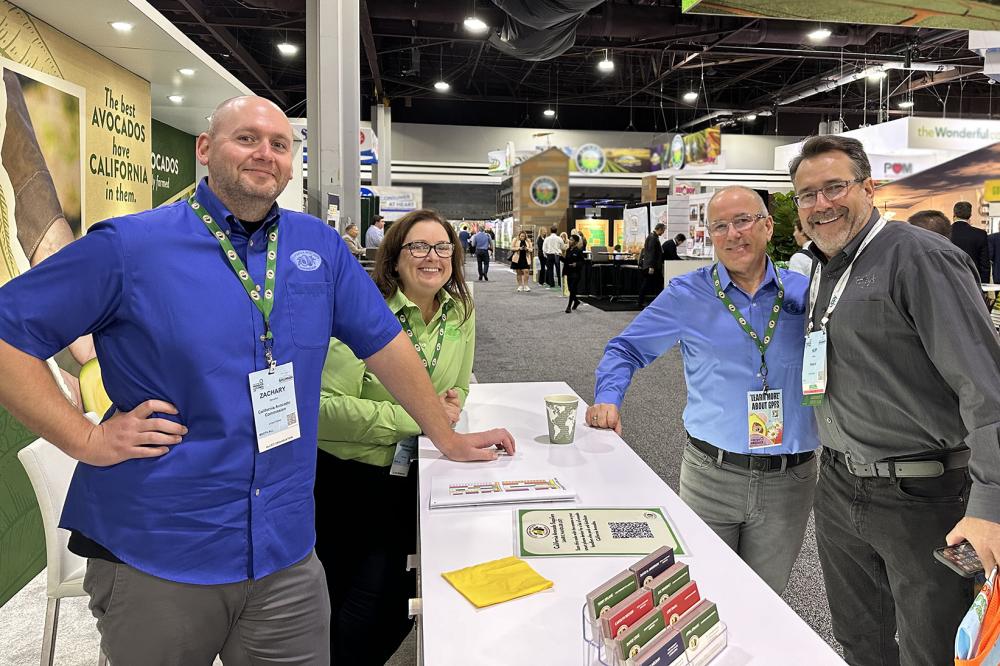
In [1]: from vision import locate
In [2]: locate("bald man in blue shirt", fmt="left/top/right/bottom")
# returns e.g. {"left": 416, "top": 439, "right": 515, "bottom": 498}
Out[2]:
{"left": 587, "top": 186, "right": 818, "bottom": 594}
{"left": 0, "top": 96, "right": 513, "bottom": 665}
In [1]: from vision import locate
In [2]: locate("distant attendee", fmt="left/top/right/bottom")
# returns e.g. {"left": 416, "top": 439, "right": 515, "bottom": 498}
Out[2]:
{"left": 471, "top": 225, "right": 493, "bottom": 281}
{"left": 563, "top": 234, "right": 585, "bottom": 313}
{"left": 908, "top": 210, "right": 951, "bottom": 238}
{"left": 510, "top": 230, "right": 532, "bottom": 292}
{"left": 535, "top": 227, "right": 549, "bottom": 285}
{"left": 342, "top": 222, "right": 364, "bottom": 258}
{"left": 637, "top": 223, "right": 666, "bottom": 307}
{"left": 542, "top": 225, "right": 565, "bottom": 288}
{"left": 951, "top": 201, "right": 990, "bottom": 283}
{"left": 613, "top": 244, "right": 622, "bottom": 253}
{"left": 365, "top": 215, "right": 385, "bottom": 249}
{"left": 787, "top": 221, "right": 815, "bottom": 276}
{"left": 989, "top": 231, "right": 1000, "bottom": 285}
{"left": 485, "top": 226, "right": 496, "bottom": 247}
{"left": 572, "top": 228, "right": 587, "bottom": 251}
{"left": 661, "top": 233, "right": 686, "bottom": 261}
{"left": 458, "top": 225, "right": 471, "bottom": 252}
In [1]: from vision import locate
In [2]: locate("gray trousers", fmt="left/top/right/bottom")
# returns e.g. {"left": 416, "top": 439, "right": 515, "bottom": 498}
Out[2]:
{"left": 82, "top": 551, "right": 330, "bottom": 666}
{"left": 679, "top": 442, "right": 817, "bottom": 594}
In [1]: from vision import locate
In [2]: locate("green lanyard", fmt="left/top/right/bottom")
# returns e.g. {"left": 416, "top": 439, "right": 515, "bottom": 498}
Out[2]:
{"left": 398, "top": 301, "right": 451, "bottom": 377}
{"left": 189, "top": 196, "right": 280, "bottom": 370}
{"left": 712, "top": 262, "right": 784, "bottom": 391}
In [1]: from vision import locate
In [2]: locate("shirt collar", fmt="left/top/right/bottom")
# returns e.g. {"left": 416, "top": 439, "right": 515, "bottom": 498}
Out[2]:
{"left": 194, "top": 177, "right": 280, "bottom": 233}
{"left": 387, "top": 288, "right": 454, "bottom": 318}
{"left": 715, "top": 256, "right": 778, "bottom": 295}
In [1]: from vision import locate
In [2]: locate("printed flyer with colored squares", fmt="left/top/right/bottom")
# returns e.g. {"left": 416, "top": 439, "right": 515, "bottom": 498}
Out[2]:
{"left": 516, "top": 508, "right": 686, "bottom": 558}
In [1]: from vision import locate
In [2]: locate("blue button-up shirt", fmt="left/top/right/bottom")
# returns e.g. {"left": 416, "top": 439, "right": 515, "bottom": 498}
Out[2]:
{"left": 471, "top": 231, "right": 492, "bottom": 250}
{"left": 595, "top": 261, "right": 818, "bottom": 454}
{"left": 0, "top": 179, "right": 401, "bottom": 584}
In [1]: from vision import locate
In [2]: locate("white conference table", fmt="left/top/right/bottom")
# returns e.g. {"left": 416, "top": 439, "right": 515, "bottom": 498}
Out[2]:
{"left": 417, "top": 381, "right": 844, "bottom": 666}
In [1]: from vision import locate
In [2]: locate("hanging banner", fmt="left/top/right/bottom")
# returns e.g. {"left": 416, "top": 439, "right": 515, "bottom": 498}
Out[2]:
{"left": 488, "top": 149, "right": 508, "bottom": 176}
{"left": 151, "top": 119, "right": 196, "bottom": 207}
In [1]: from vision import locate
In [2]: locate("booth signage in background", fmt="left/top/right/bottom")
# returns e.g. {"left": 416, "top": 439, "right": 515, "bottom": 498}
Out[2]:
{"left": 530, "top": 176, "right": 560, "bottom": 207}
{"left": 574, "top": 143, "right": 606, "bottom": 174}
{"left": 577, "top": 218, "right": 610, "bottom": 247}
{"left": 650, "top": 127, "right": 721, "bottom": 173}
{"left": 360, "top": 185, "right": 422, "bottom": 221}
{"left": 151, "top": 119, "right": 196, "bottom": 207}
{"left": 984, "top": 179, "right": 1000, "bottom": 203}
{"left": 681, "top": 0, "right": 1000, "bottom": 29}
{"left": 908, "top": 118, "right": 1000, "bottom": 151}
{"left": 359, "top": 126, "right": 378, "bottom": 165}
{"left": 488, "top": 149, "right": 508, "bottom": 176}
{"left": 0, "top": 0, "right": 153, "bottom": 609}
{"left": 622, "top": 204, "right": 650, "bottom": 254}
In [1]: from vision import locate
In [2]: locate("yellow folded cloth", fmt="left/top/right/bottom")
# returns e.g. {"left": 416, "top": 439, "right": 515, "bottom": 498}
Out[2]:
{"left": 442, "top": 556, "right": 553, "bottom": 608}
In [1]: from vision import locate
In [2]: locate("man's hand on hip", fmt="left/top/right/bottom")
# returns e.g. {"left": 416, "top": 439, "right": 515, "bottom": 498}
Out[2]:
{"left": 947, "top": 516, "right": 1000, "bottom": 573}
{"left": 585, "top": 403, "right": 622, "bottom": 435}
{"left": 80, "top": 399, "right": 188, "bottom": 466}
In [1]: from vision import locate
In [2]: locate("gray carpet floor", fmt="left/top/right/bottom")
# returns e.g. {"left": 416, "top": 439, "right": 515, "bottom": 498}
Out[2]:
{"left": 0, "top": 256, "right": 839, "bottom": 665}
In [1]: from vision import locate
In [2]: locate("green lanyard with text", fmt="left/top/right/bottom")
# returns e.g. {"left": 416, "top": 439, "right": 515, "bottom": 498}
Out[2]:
{"left": 398, "top": 301, "right": 451, "bottom": 377}
{"left": 712, "top": 263, "right": 784, "bottom": 391}
{"left": 189, "top": 196, "right": 279, "bottom": 371}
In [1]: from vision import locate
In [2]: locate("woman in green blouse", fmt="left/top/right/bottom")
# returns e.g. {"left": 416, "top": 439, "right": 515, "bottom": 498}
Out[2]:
{"left": 315, "top": 209, "right": 475, "bottom": 664}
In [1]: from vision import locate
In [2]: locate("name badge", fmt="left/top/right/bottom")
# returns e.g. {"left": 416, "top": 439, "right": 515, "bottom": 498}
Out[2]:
{"left": 801, "top": 330, "right": 828, "bottom": 406}
{"left": 747, "top": 389, "right": 783, "bottom": 450}
{"left": 248, "top": 362, "right": 301, "bottom": 453}
{"left": 390, "top": 435, "right": 418, "bottom": 477}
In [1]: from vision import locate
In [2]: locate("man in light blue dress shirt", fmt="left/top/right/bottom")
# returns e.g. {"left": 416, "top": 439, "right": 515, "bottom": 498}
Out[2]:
{"left": 587, "top": 186, "right": 819, "bottom": 593}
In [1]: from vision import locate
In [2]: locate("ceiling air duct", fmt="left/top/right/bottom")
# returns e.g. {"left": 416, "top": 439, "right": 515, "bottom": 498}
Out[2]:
{"left": 488, "top": 0, "right": 606, "bottom": 61}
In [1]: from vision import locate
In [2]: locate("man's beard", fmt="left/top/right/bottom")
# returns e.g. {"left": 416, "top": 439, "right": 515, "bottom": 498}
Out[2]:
{"left": 210, "top": 166, "right": 282, "bottom": 216}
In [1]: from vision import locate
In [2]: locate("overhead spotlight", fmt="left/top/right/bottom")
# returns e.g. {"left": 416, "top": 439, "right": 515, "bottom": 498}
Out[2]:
{"left": 110, "top": 21, "right": 133, "bottom": 32}
{"left": 808, "top": 28, "right": 832, "bottom": 42}
{"left": 464, "top": 16, "right": 489, "bottom": 33}
{"left": 598, "top": 50, "right": 614, "bottom": 73}
{"left": 178, "top": 68, "right": 195, "bottom": 77}
{"left": 543, "top": 108, "right": 556, "bottom": 117}
{"left": 742, "top": 113, "right": 758, "bottom": 121}
{"left": 276, "top": 42, "right": 299, "bottom": 57}
{"left": 866, "top": 68, "right": 887, "bottom": 82}
{"left": 168, "top": 95, "right": 184, "bottom": 104}
{"left": 683, "top": 91, "right": 699, "bottom": 103}
{"left": 898, "top": 100, "right": 914, "bottom": 109}
{"left": 434, "top": 80, "right": 451, "bottom": 92}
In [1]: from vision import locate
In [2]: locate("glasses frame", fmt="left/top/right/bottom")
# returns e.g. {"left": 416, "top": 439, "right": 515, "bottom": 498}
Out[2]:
{"left": 792, "top": 178, "right": 865, "bottom": 209}
{"left": 402, "top": 240, "right": 455, "bottom": 259}
{"left": 707, "top": 213, "right": 767, "bottom": 238}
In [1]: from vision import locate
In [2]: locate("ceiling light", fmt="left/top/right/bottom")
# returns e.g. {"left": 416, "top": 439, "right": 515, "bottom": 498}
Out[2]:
{"left": 866, "top": 68, "right": 887, "bottom": 82}
{"left": 742, "top": 113, "right": 758, "bottom": 121}
{"left": 110, "top": 21, "right": 133, "bottom": 32}
{"left": 543, "top": 108, "right": 556, "bottom": 117}
{"left": 434, "top": 80, "right": 451, "bottom": 92}
{"left": 683, "top": 91, "right": 699, "bottom": 103}
{"left": 178, "top": 68, "right": 195, "bottom": 77}
{"left": 598, "top": 57, "right": 614, "bottom": 73}
{"left": 464, "top": 16, "right": 489, "bottom": 33}
{"left": 168, "top": 95, "right": 184, "bottom": 104}
{"left": 276, "top": 42, "right": 299, "bottom": 57}
{"left": 808, "top": 28, "right": 832, "bottom": 42}
{"left": 898, "top": 100, "right": 914, "bottom": 109}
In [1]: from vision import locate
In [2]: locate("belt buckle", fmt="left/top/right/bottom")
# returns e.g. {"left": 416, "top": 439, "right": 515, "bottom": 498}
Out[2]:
{"left": 749, "top": 456, "right": 770, "bottom": 472}
{"left": 844, "top": 453, "right": 871, "bottom": 477}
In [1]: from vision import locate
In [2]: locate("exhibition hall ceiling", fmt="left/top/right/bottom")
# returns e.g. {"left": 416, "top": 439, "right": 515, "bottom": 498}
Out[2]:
{"left": 148, "top": 0, "right": 991, "bottom": 135}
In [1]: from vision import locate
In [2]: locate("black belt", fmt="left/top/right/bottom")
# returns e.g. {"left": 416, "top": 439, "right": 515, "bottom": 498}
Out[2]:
{"left": 828, "top": 448, "right": 970, "bottom": 479}
{"left": 688, "top": 436, "right": 814, "bottom": 472}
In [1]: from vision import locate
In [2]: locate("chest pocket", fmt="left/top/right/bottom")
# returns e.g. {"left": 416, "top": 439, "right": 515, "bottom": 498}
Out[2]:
{"left": 285, "top": 281, "right": 333, "bottom": 349}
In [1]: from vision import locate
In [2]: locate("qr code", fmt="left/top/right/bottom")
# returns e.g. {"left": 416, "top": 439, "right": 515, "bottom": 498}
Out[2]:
{"left": 608, "top": 521, "right": 654, "bottom": 539}
{"left": 287, "top": 412, "right": 298, "bottom": 427}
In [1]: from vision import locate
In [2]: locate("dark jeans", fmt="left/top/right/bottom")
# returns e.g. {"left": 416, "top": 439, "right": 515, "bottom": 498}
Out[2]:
{"left": 315, "top": 453, "right": 418, "bottom": 666}
{"left": 566, "top": 273, "right": 581, "bottom": 309}
{"left": 475, "top": 250, "right": 490, "bottom": 278}
{"left": 538, "top": 252, "right": 548, "bottom": 285}
{"left": 814, "top": 448, "right": 974, "bottom": 666}
{"left": 546, "top": 253, "right": 561, "bottom": 286}
{"left": 637, "top": 269, "right": 662, "bottom": 306}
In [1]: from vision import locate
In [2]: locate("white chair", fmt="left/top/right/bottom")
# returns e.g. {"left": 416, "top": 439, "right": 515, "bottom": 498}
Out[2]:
{"left": 17, "top": 412, "right": 107, "bottom": 666}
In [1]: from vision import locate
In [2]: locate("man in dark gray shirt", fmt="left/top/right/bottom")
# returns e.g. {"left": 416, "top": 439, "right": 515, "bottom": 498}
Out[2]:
{"left": 790, "top": 135, "right": 1000, "bottom": 666}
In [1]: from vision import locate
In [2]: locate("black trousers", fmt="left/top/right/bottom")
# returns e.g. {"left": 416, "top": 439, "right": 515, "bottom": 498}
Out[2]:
{"left": 566, "top": 273, "right": 581, "bottom": 309}
{"left": 814, "top": 448, "right": 973, "bottom": 666}
{"left": 475, "top": 250, "right": 490, "bottom": 278}
{"left": 314, "top": 453, "right": 418, "bottom": 665}
{"left": 546, "top": 253, "right": 561, "bottom": 286}
{"left": 636, "top": 269, "right": 662, "bottom": 305}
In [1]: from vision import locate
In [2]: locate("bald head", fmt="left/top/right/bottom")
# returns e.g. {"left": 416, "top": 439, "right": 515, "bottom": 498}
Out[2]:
{"left": 707, "top": 186, "right": 768, "bottom": 219}
{"left": 207, "top": 96, "right": 290, "bottom": 138}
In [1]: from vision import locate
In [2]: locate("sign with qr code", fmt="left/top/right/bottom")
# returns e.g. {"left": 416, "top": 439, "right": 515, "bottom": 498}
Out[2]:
{"left": 515, "top": 508, "right": 686, "bottom": 558}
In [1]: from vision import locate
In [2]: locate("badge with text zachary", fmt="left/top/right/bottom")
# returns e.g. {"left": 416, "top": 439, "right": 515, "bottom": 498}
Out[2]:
{"left": 249, "top": 362, "right": 300, "bottom": 452}
{"left": 747, "top": 389, "right": 783, "bottom": 450}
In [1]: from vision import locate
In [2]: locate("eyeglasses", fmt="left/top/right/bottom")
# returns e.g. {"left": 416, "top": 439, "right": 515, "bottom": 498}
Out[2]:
{"left": 708, "top": 213, "right": 766, "bottom": 237}
{"left": 402, "top": 241, "right": 454, "bottom": 258}
{"left": 792, "top": 178, "right": 864, "bottom": 209}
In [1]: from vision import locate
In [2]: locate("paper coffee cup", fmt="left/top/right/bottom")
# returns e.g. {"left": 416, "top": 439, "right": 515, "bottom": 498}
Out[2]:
{"left": 544, "top": 394, "right": 579, "bottom": 444}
